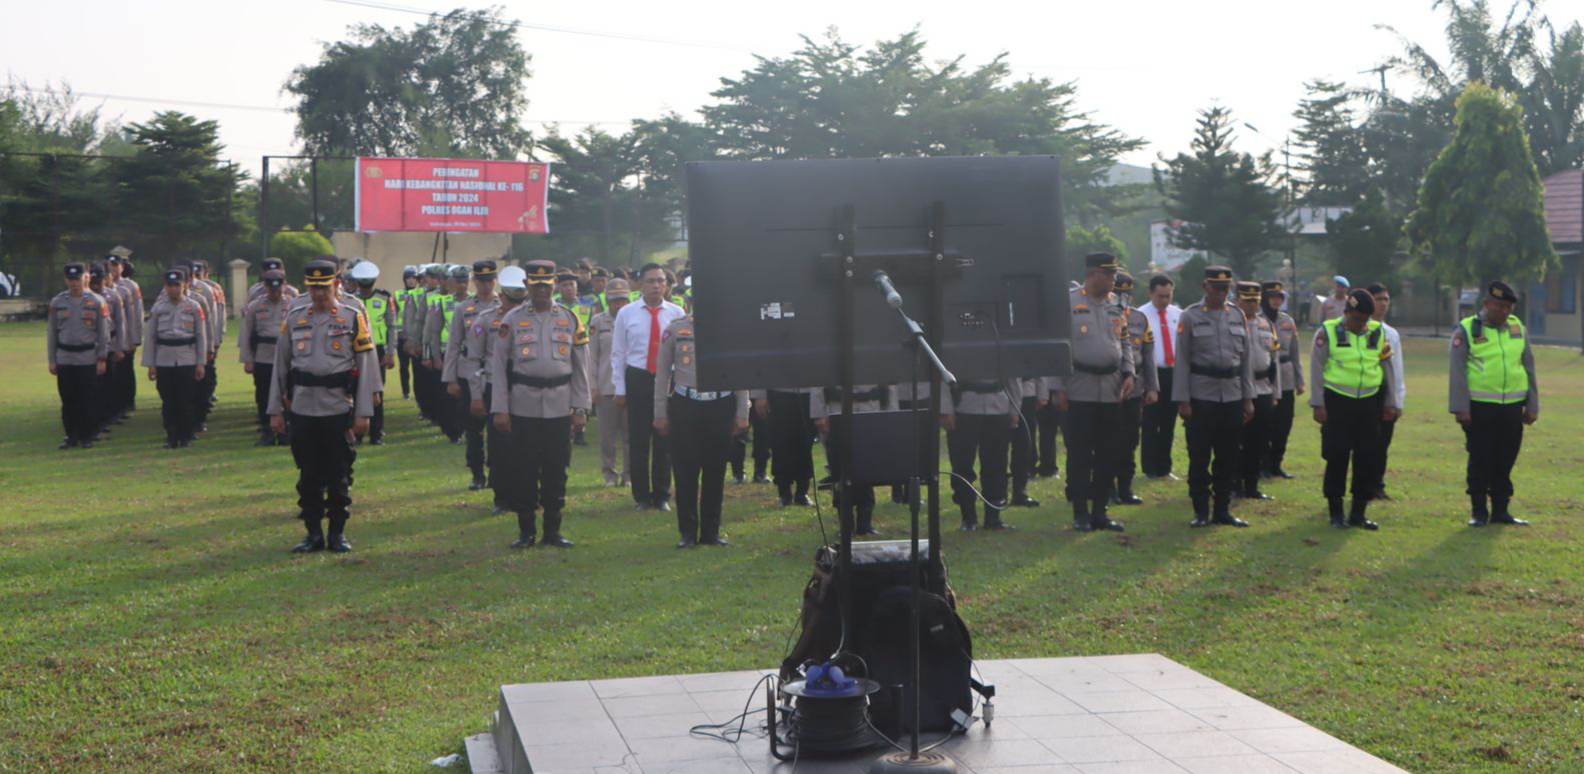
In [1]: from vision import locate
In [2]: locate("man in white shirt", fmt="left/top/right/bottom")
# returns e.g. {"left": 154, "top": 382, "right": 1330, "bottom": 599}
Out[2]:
{"left": 1138, "top": 274, "right": 1182, "bottom": 480}
{"left": 612, "top": 262, "right": 687, "bottom": 511}
{"left": 1367, "top": 282, "right": 1406, "bottom": 501}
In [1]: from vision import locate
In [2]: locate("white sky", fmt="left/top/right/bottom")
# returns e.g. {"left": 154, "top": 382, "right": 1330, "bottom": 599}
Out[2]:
{"left": 1, "top": 0, "right": 1477, "bottom": 177}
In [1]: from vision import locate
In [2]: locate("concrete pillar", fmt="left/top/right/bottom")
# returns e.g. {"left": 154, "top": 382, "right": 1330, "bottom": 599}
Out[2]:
{"left": 229, "top": 259, "right": 251, "bottom": 318}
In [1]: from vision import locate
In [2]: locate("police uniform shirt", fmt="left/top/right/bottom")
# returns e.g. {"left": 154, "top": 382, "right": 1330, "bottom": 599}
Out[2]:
{"left": 265, "top": 301, "right": 378, "bottom": 418}
{"left": 186, "top": 281, "right": 217, "bottom": 353}
{"left": 587, "top": 310, "right": 619, "bottom": 397}
{"left": 1448, "top": 310, "right": 1539, "bottom": 416}
{"left": 942, "top": 380, "right": 1018, "bottom": 417}
{"left": 1172, "top": 301, "right": 1255, "bottom": 403}
{"left": 1319, "top": 294, "right": 1347, "bottom": 321}
{"left": 809, "top": 384, "right": 891, "bottom": 417}
{"left": 248, "top": 281, "right": 300, "bottom": 304}
{"left": 239, "top": 294, "right": 288, "bottom": 366}
{"left": 652, "top": 316, "right": 750, "bottom": 422}
{"left": 47, "top": 290, "right": 110, "bottom": 366}
{"left": 117, "top": 277, "right": 145, "bottom": 346}
{"left": 1050, "top": 287, "right": 1135, "bottom": 403}
{"left": 460, "top": 300, "right": 511, "bottom": 398}
{"left": 1274, "top": 312, "right": 1304, "bottom": 392}
{"left": 1122, "top": 304, "right": 1159, "bottom": 398}
{"left": 1248, "top": 313, "right": 1281, "bottom": 397}
{"left": 1307, "top": 321, "right": 1401, "bottom": 410}
{"left": 488, "top": 302, "right": 592, "bottom": 418}
{"left": 441, "top": 295, "right": 490, "bottom": 385}
{"left": 201, "top": 278, "right": 227, "bottom": 349}
{"left": 141, "top": 295, "right": 209, "bottom": 367}
{"left": 99, "top": 284, "right": 127, "bottom": 354}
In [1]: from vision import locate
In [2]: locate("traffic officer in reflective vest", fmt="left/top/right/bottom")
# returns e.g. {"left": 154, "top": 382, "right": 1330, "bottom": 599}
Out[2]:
{"left": 444, "top": 260, "right": 498, "bottom": 487}
{"left": 394, "top": 265, "right": 420, "bottom": 400}
{"left": 426, "top": 265, "right": 467, "bottom": 442}
{"left": 47, "top": 262, "right": 111, "bottom": 449}
{"left": 351, "top": 260, "right": 396, "bottom": 444}
{"left": 1173, "top": 266, "right": 1253, "bottom": 528}
{"left": 1309, "top": 289, "right": 1399, "bottom": 530}
{"left": 489, "top": 260, "right": 590, "bottom": 549}
{"left": 1450, "top": 281, "right": 1540, "bottom": 527}
{"left": 239, "top": 269, "right": 290, "bottom": 445}
{"left": 268, "top": 259, "right": 377, "bottom": 553}
{"left": 1236, "top": 280, "right": 1280, "bottom": 502}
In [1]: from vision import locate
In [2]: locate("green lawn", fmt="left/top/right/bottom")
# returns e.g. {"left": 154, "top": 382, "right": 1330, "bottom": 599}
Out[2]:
{"left": 2, "top": 321, "right": 1582, "bottom": 773}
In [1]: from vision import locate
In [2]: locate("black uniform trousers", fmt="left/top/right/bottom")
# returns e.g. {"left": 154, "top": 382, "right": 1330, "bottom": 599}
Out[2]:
{"left": 826, "top": 422, "right": 876, "bottom": 527}
{"left": 95, "top": 362, "right": 115, "bottom": 431}
{"left": 56, "top": 365, "right": 98, "bottom": 443}
{"left": 156, "top": 365, "right": 197, "bottom": 442}
{"left": 1114, "top": 396, "right": 1144, "bottom": 495}
{"left": 396, "top": 338, "right": 413, "bottom": 398}
{"left": 1139, "top": 366, "right": 1176, "bottom": 477}
{"left": 1239, "top": 393, "right": 1275, "bottom": 493}
{"left": 123, "top": 349, "right": 137, "bottom": 410}
{"left": 730, "top": 409, "right": 771, "bottom": 478}
{"left": 1064, "top": 400, "right": 1121, "bottom": 516}
{"left": 196, "top": 354, "right": 217, "bottom": 421}
{"left": 1267, "top": 389, "right": 1296, "bottom": 473}
{"left": 670, "top": 395, "right": 736, "bottom": 542}
{"left": 1036, "top": 399, "right": 1063, "bottom": 477}
{"left": 485, "top": 387, "right": 507, "bottom": 508}
{"left": 288, "top": 411, "right": 355, "bottom": 528}
{"left": 1320, "top": 391, "right": 1381, "bottom": 500}
{"left": 1185, "top": 398, "right": 1242, "bottom": 513}
{"left": 413, "top": 359, "right": 435, "bottom": 420}
{"left": 252, "top": 364, "right": 274, "bottom": 430}
{"left": 438, "top": 367, "right": 465, "bottom": 443}
{"left": 371, "top": 345, "right": 388, "bottom": 441}
{"left": 625, "top": 367, "right": 671, "bottom": 506}
{"left": 768, "top": 391, "right": 815, "bottom": 495}
{"left": 948, "top": 413, "right": 1011, "bottom": 511}
{"left": 1011, "top": 396, "right": 1040, "bottom": 498}
{"left": 505, "top": 415, "right": 573, "bottom": 517}
{"left": 1463, "top": 402, "right": 1524, "bottom": 499}
{"left": 459, "top": 380, "right": 488, "bottom": 478}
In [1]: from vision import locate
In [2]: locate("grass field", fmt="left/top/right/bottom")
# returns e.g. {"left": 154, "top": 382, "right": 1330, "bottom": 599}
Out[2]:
{"left": 2, "top": 320, "right": 1582, "bottom": 773}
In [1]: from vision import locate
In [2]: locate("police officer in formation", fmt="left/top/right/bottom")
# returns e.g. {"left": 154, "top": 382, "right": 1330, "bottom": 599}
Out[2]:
{"left": 588, "top": 278, "right": 631, "bottom": 488}
{"left": 1008, "top": 378, "right": 1045, "bottom": 509}
{"left": 248, "top": 258, "right": 300, "bottom": 304}
{"left": 490, "top": 260, "right": 590, "bottom": 549}
{"left": 103, "top": 256, "right": 141, "bottom": 427}
{"left": 1450, "top": 281, "right": 1539, "bottom": 527}
{"left": 1260, "top": 281, "right": 1303, "bottom": 479}
{"left": 1111, "top": 271, "right": 1157, "bottom": 507}
{"left": 443, "top": 261, "right": 498, "bottom": 487}
{"left": 1236, "top": 280, "right": 1280, "bottom": 502}
{"left": 942, "top": 375, "right": 1019, "bottom": 532}
{"left": 758, "top": 385, "right": 816, "bottom": 508}
{"left": 1174, "top": 265, "right": 1253, "bottom": 529}
{"left": 811, "top": 383, "right": 892, "bottom": 536}
{"left": 1367, "top": 283, "right": 1406, "bottom": 500}
{"left": 46, "top": 263, "right": 111, "bottom": 449}
{"left": 1051, "top": 252, "right": 1133, "bottom": 533}
{"left": 184, "top": 260, "right": 223, "bottom": 434}
{"left": 652, "top": 292, "right": 749, "bottom": 547}
{"left": 1310, "top": 288, "right": 1399, "bottom": 530}
{"left": 394, "top": 265, "right": 421, "bottom": 400}
{"left": 351, "top": 261, "right": 396, "bottom": 445}
{"left": 84, "top": 264, "right": 126, "bottom": 439}
{"left": 268, "top": 259, "right": 378, "bottom": 553}
{"left": 406, "top": 264, "right": 446, "bottom": 422}
{"left": 464, "top": 265, "right": 526, "bottom": 516}
{"left": 425, "top": 264, "right": 469, "bottom": 443}
{"left": 239, "top": 269, "right": 290, "bottom": 445}
{"left": 143, "top": 266, "right": 209, "bottom": 448}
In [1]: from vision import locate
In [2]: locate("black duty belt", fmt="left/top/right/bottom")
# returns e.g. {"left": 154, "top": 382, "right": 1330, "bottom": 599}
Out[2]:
{"left": 157, "top": 336, "right": 196, "bottom": 346}
{"left": 252, "top": 334, "right": 278, "bottom": 345}
{"left": 1190, "top": 364, "right": 1237, "bottom": 379}
{"left": 958, "top": 381, "right": 1002, "bottom": 394}
{"left": 1262, "top": 362, "right": 1278, "bottom": 383}
{"left": 291, "top": 369, "right": 354, "bottom": 389}
{"left": 823, "top": 387, "right": 883, "bottom": 404}
{"left": 1072, "top": 362, "right": 1119, "bottom": 376}
{"left": 56, "top": 342, "right": 95, "bottom": 352}
{"left": 1278, "top": 354, "right": 1293, "bottom": 363}
{"left": 508, "top": 373, "right": 572, "bottom": 389}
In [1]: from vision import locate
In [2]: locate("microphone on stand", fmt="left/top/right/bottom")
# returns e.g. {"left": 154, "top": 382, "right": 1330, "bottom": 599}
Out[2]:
{"left": 874, "top": 271, "right": 903, "bottom": 309}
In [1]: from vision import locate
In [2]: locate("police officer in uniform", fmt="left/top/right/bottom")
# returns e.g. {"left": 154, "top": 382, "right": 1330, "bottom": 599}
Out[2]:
{"left": 1236, "top": 280, "right": 1280, "bottom": 501}
{"left": 248, "top": 258, "right": 300, "bottom": 303}
{"left": 1174, "top": 266, "right": 1254, "bottom": 528}
{"left": 587, "top": 278, "right": 631, "bottom": 488}
{"left": 99, "top": 257, "right": 134, "bottom": 426}
{"left": 86, "top": 263, "right": 125, "bottom": 439}
{"left": 408, "top": 264, "right": 445, "bottom": 422}
{"left": 47, "top": 263, "right": 111, "bottom": 449}
{"left": 351, "top": 261, "right": 396, "bottom": 444}
{"left": 1009, "top": 378, "right": 1045, "bottom": 508}
{"left": 1111, "top": 271, "right": 1158, "bottom": 506}
{"left": 1052, "top": 253, "right": 1134, "bottom": 532}
{"left": 653, "top": 300, "right": 750, "bottom": 547}
{"left": 268, "top": 260, "right": 377, "bottom": 553}
{"left": 107, "top": 254, "right": 144, "bottom": 421}
{"left": 467, "top": 265, "right": 526, "bottom": 515}
{"left": 1450, "top": 281, "right": 1539, "bottom": 527}
{"left": 182, "top": 261, "right": 219, "bottom": 433}
{"left": 1261, "top": 281, "right": 1303, "bottom": 479}
{"left": 761, "top": 385, "right": 816, "bottom": 507}
{"left": 489, "top": 260, "right": 590, "bottom": 549}
{"left": 142, "top": 267, "right": 209, "bottom": 448}
{"left": 942, "top": 378, "right": 1020, "bottom": 531}
{"left": 426, "top": 264, "right": 467, "bottom": 442}
{"left": 444, "top": 260, "right": 499, "bottom": 487}
{"left": 394, "top": 265, "right": 420, "bottom": 399}
{"left": 811, "top": 383, "right": 892, "bottom": 536}
{"left": 1309, "top": 289, "right": 1399, "bottom": 530}
{"left": 240, "top": 269, "right": 290, "bottom": 445}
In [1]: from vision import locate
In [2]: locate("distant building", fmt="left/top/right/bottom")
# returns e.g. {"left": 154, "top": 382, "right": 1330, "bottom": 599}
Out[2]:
{"left": 1527, "top": 169, "right": 1583, "bottom": 346}
{"left": 1284, "top": 206, "right": 1353, "bottom": 236}
{"left": 1150, "top": 220, "right": 1208, "bottom": 271}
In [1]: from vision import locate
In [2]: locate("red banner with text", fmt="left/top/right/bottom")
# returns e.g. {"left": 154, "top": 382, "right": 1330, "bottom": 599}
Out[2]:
{"left": 355, "top": 157, "right": 550, "bottom": 234}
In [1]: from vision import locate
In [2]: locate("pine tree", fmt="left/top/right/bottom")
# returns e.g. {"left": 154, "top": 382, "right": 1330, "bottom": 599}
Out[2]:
{"left": 1291, "top": 80, "right": 1370, "bottom": 205}
{"left": 1154, "top": 107, "right": 1284, "bottom": 278}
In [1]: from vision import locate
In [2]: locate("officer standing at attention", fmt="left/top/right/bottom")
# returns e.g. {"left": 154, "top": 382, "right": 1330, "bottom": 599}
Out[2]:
{"left": 1261, "top": 281, "right": 1303, "bottom": 479}
{"left": 99, "top": 257, "right": 134, "bottom": 427}
{"left": 1008, "top": 378, "right": 1046, "bottom": 508}
{"left": 444, "top": 260, "right": 499, "bottom": 488}
{"left": 466, "top": 265, "right": 525, "bottom": 516}
{"left": 47, "top": 263, "right": 111, "bottom": 449}
{"left": 351, "top": 261, "right": 396, "bottom": 445}
{"left": 1174, "top": 266, "right": 1254, "bottom": 528}
{"left": 1366, "top": 283, "right": 1406, "bottom": 501}
{"left": 760, "top": 385, "right": 817, "bottom": 508}
{"left": 612, "top": 263, "right": 687, "bottom": 512}
{"left": 1111, "top": 271, "right": 1158, "bottom": 506}
{"left": 490, "top": 260, "right": 590, "bottom": 549}
{"left": 394, "top": 265, "right": 420, "bottom": 400}
{"left": 268, "top": 260, "right": 376, "bottom": 553}
{"left": 588, "top": 278, "right": 631, "bottom": 488}
{"left": 811, "top": 383, "right": 893, "bottom": 536}
{"left": 426, "top": 264, "right": 467, "bottom": 443}
{"left": 107, "top": 254, "right": 144, "bottom": 421}
{"left": 1051, "top": 253, "right": 1134, "bottom": 532}
{"left": 1309, "top": 288, "right": 1399, "bottom": 530}
{"left": 557, "top": 270, "right": 596, "bottom": 447}
{"left": 182, "top": 261, "right": 218, "bottom": 434}
{"left": 1450, "top": 281, "right": 1539, "bottom": 527}
{"left": 86, "top": 263, "right": 126, "bottom": 440}
{"left": 239, "top": 269, "right": 290, "bottom": 445}
{"left": 942, "top": 375, "right": 1020, "bottom": 531}
{"left": 408, "top": 264, "right": 445, "bottom": 423}
{"left": 1235, "top": 280, "right": 1280, "bottom": 502}
{"left": 143, "top": 267, "right": 209, "bottom": 448}
{"left": 653, "top": 295, "right": 750, "bottom": 547}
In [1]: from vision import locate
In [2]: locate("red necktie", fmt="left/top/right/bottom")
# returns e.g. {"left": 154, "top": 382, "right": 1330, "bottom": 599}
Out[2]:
{"left": 1158, "top": 307, "right": 1175, "bottom": 367}
{"left": 644, "top": 305, "right": 662, "bottom": 374}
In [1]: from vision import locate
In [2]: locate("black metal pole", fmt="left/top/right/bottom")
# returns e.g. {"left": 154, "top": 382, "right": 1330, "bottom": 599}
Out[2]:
{"left": 926, "top": 203, "right": 946, "bottom": 580}
{"left": 908, "top": 338, "right": 922, "bottom": 760}
{"left": 310, "top": 157, "right": 320, "bottom": 235}
{"left": 836, "top": 204, "right": 856, "bottom": 655}
{"left": 259, "top": 156, "right": 270, "bottom": 261}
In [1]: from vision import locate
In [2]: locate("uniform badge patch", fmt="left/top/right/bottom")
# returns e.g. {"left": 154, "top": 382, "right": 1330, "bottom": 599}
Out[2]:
{"left": 1079, "top": 324, "right": 1089, "bottom": 334}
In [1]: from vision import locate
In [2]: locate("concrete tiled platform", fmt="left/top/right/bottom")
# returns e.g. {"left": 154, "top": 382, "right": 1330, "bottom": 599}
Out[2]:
{"left": 465, "top": 654, "right": 1406, "bottom": 774}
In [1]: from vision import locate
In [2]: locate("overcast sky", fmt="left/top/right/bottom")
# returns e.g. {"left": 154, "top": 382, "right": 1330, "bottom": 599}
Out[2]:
{"left": 2, "top": 0, "right": 1470, "bottom": 176}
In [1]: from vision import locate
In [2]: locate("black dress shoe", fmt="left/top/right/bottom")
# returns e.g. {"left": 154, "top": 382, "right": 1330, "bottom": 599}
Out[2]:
{"left": 1491, "top": 513, "right": 1530, "bottom": 526}
{"left": 1371, "top": 490, "right": 1393, "bottom": 502}
{"left": 732, "top": 473, "right": 746, "bottom": 484}
{"left": 633, "top": 502, "right": 653, "bottom": 511}
{"left": 655, "top": 501, "right": 672, "bottom": 512}
{"left": 959, "top": 522, "right": 979, "bottom": 532}
{"left": 177, "top": 439, "right": 191, "bottom": 448}
{"left": 1241, "top": 491, "right": 1273, "bottom": 501}
{"left": 469, "top": 478, "right": 487, "bottom": 491}
{"left": 1011, "top": 494, "right": 1041, "bottom": 508}
{"left": 1091, "top": 518, "right": 1125, "bottom": 532}
{"left": 1212, "top": 514, "right": 1250, "bottom": 528}
{"left": 59, "top": 440, "right": 77, "bottom": 450}
{"left": 779, "top": 494, "right": 793, "bottom": 507}
{"left": 1190, "top": 517, "right": 1211, "bottom": 528}
{"left": 1073, "top": 520, "right": 1093, "bottom": 532}
{"left": 542, "top": 534, "right": 574, "bottom": 548}
{"left": 676, "top": 538, "right": 696, "bottom": 549}
{"left": 327, "top": 534, "right": 353, "bottom": 553}
{"left": 492, "top": 506, "right": 510, "bottom": 517}
{"left": 511, "top": 534, "right": 537, "bottom": 549}
{"left": 79, "top": 441, "right": 93, "bottom": 449}
{"left": 856, "top": 526, "right": 882, "bottom": 537}
{"left": 753, "top": 475, "right": 771, "bottom": 484}
{"left": 701, "top": 537, "right": 730, "bottom": 546}
{"left": 1270, "top": 468, "right": 1295, "bottom": 479}
{"left": 1116, "top": 493, "right": 1144, "bottom": 506}
{"left": 370, "top": 437, "right": 384, "bottom": 446}
{"left": 1467, "top": 515, "right": 1489, "bottom": 527}
{"left": 794, "top": 494, "right": 814, "bottom": 507}
{"left": 1109, "top": 492, "right": 1122, "bottom": 505}
{"left": 984, "top": 520, "right": 1015, "bottom": 531}
{"left": 291, "top": 535, "right": 326, "bottom": 553}
{"left": 256, "top": 435, "right": 274, "bottom": 447}
{"left": 164, "top": 439, "right": 178, "bottom": 449}
{"left": 1348, "top": 517, "right": 1380, "bottom": 531}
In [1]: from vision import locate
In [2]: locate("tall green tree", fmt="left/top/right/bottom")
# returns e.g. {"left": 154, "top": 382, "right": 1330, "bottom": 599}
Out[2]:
{"left": 285, "top": 7, "right": 532, "bottom": 158}
{"left": 537, "top": 127, "right": 649, "bottom": 266}
{"left": 1154, "top": 106, "right": 1285, "bottom": 278}
{"left": 112, "top": 112, "right": 245, "bottom": 263}
{"left": 1327, "top": 188, "right": 1402, "bottom": 287}
{"left": 1065, "top": 224, "right": 1129, "bottom": 266}
{"left": 1292, "top": 80, "right": 1370, "bottom": 205}
{"left": 1408, "top": 83, "right": 1557, "bottom": 287}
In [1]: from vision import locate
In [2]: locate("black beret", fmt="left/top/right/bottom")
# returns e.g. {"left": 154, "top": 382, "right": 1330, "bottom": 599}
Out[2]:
{"left": 1487, "top": 281, "right": 1518, "bottom": 304}
{"left": 88, "top": 263, "right": 106, "bottom": 279}
{"left": 1345, "top": 288, "right": 1375, "bottom": 315}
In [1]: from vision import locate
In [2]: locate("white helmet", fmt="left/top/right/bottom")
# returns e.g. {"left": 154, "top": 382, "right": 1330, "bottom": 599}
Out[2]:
{"left": 498, "top": 265, "right": 528, "bottom": 291}
{"left": 349, "top": 261, "right": 380, "bottom": 283}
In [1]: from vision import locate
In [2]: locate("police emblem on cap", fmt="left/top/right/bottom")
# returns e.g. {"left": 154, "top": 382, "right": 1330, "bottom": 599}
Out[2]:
{"left": 1346, "top": 295, "right": 1358, "bottom": 308}
{"left": 472, "top": 260, "right": 498, "bottom": 278}
{"left": 524, "top": 260, "right": 557, "bottom": 285}
{"left": 303, "top": 259, "right": 339, "bottom": 286}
